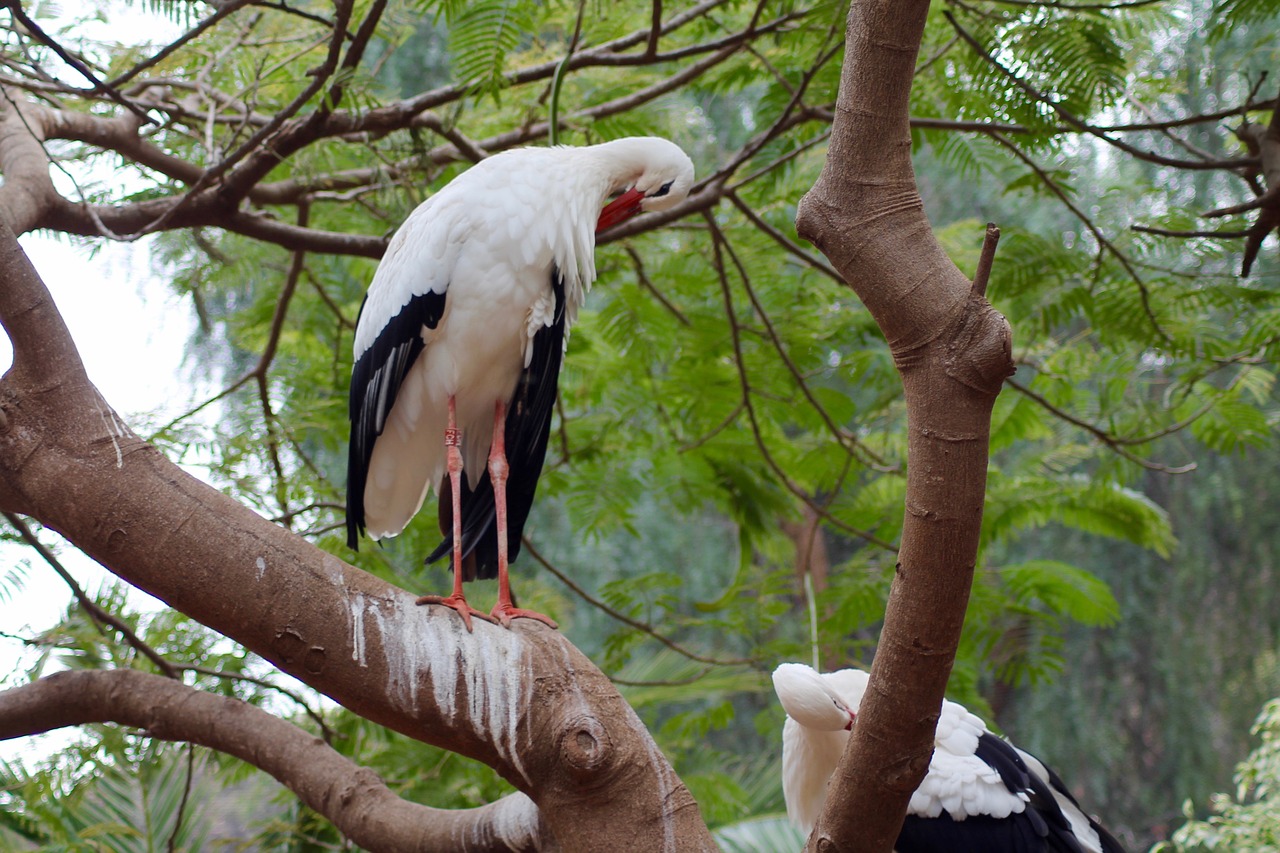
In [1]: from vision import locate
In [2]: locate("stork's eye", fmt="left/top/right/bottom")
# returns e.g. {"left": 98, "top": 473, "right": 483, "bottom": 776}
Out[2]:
{"left": 652, "top": 180, "right": 674, "bottom": 198}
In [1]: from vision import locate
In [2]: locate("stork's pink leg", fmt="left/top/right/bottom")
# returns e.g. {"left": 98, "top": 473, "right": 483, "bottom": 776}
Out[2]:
{"left": 416, "top": 396, "right": 494, "bottom": 631}
{"left": 488, "top": 400, "right": 557, "bottom": 628}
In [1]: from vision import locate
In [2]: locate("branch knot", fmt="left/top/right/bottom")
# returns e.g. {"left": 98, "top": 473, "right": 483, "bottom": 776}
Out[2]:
{"left": 558, "top": 714, "right": 612, "bottom": 777}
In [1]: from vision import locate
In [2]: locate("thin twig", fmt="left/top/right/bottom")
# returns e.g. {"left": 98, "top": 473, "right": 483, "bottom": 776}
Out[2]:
{"left": 704, "top": 213, "right": 901, "bottom": 551}
{"left": 126, "top": 0, "right": 357, "bottom": 239}
{"left": 946, "top": 10, "right": 1256, "bottom": 173}
{"left": 521, "top": 539, "right": 754, "bottom": 667}
{"left": 3, "top": 512, "right": 180, "bottom": 678}
{"left": 168, "top": 743, "right": 196, "bottom": 853}
{"left": 990, "top": 131, "right": 1172, "bottom": 344}
{"left": 645, "top": 0, "right": 663, "bottom": 58}
{"left": 1132, "top": 224, "right": 1251, "bottom": 240}
{"left": 623, "top": 246, "right": 690, "bottom": 326}
{"left": 972, "top": 222, "right": 1000, "bottom": 297}
{"left": 719, "top": 211, "right": 896, "bottom": 473}
{"left": 104, "top": 0, "right": 257, "bottom": 92}
{"left": 180, "top": 663, "right": 336, "bottom": 741}
{"left": 724, "top": 189, "right": 842, "bottom": 282}
{"left": 5, "top": 0, "right": 155, "bottom": 124}
{"left": 1005, "top": 378, "right": 1197, "bottom": 473}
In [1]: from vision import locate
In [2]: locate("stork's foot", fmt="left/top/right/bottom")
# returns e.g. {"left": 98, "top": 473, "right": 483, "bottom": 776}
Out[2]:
{"left": 490, "top": 602, "right": 558, "bottom": 629}
{"left": 416, "top": 594, "right": 497, "bottom": 632}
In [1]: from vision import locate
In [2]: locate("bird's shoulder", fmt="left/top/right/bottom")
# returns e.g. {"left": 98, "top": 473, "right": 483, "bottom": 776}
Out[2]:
{"left": 933, "top": 698, "right": 986, "bottom": 756}
{"left": 908, "top": 702, "right": 1031, "bottom": 821}
{"left": 355, "top": 149, "right": 599, "bottom": 355}
{"left": 439, "top": 148, "right": 590, "bottom": 222}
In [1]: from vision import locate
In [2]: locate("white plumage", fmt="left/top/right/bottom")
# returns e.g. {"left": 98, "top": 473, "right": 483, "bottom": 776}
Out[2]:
{"left": 346, "top": 137, "right": 694, "bottom": 628}
{"left": 772, "top": 663, "right": 1125, "bottom": 853}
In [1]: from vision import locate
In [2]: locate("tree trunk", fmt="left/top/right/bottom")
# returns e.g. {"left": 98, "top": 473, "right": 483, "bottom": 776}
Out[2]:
{"left": 795, "top": 2, "right": 1014, "bottom": 850}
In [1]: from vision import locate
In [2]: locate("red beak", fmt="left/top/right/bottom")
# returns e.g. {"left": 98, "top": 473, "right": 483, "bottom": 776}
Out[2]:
{"left": 596, "top": 188, "right": 646, "bottom": 232}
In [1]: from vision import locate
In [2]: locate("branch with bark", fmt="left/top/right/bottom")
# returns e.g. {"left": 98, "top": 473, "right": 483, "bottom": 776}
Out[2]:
{"left": 0, "top": 669, "right": 550, "bottom": 852}
{"left": 795, "top": 2, "right": 1014, "bottom": 850}
{"left": 1131, "top": 100, "right": 1280, "bottom": 277}
{"left": 0, "top": 0, "right": 803, "bottom": 253}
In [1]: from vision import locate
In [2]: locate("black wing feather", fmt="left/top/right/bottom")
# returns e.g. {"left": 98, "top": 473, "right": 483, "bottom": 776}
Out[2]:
{"left": 425, "top": 267, "right": 567, "bottom": 579}
{"left": 898, "top": 810, "right": 1060, "bottom": 853}
{"left": 1034, "top": 750, "right": 1128, "bottom": 853}
{"left": 346, "top": 289, "right": 447, "bottom": 550}
{"left": 895, "top": 733, "right": 1105, "bottom": 853}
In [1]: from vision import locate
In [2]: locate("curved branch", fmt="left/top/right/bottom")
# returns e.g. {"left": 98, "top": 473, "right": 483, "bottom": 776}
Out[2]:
{"left": 0, "top": 669, "right": 550, "bottom": 853}
{"left": 0, "top": 219, "right": 87, "bottom": 403}
{"left": 0, "top": 94, "right": 65, "bottom": 236}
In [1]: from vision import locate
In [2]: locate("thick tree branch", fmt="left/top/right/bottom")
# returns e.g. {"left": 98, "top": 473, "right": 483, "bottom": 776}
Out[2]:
{"left": 1, "top": 27, "right": 759, "bottom": 250}
{"left": 794, "top": 1, "right": 1014, "bottom": 851}
{"left": 0, "top": 93, "right": 64, "bottom": 236}
{"left": 0, "top": 669, "right": 551, "bottom": 853}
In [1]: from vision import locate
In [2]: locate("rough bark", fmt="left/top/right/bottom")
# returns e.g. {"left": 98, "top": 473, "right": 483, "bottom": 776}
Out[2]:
{"left": 0, "top": 219, "right": 714, "bottom": 851}
{"left": 794, "top": 2, "right": 1014, "bottom": 851}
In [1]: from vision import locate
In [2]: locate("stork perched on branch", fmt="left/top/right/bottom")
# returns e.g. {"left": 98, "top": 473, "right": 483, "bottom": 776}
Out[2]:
{"left": 772, "top": 663, "right": 1126, "bottom": 853}
{"left": 346, "top": 137, "right": 695, "bottom": 630}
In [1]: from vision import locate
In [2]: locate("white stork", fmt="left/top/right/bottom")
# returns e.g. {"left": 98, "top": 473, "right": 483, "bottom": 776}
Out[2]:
{"left": 346, "top": 137, "right": 695, "bottom": 630}
{"left": 772, "top": 663, "right": 1126, "bottom": 853}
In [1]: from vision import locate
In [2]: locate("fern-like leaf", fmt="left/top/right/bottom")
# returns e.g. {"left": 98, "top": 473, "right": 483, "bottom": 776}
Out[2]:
{"left": 443, "top": 0, "right": 538, "bottom": 97}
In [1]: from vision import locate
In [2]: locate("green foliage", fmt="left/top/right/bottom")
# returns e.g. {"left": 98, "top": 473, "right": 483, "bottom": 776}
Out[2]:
{"left": 1000, "top": 560, "right": 1120, "bottom": 628}
{"left": 985, "top": 475, "right": 1175, "bottom": 558}
{"left": 714, "top": 815, "right": 807, "bottom": 853}
{"left": 1, "top": 747, "right": 211, "bottom": 853}
{"left": 434, "top": 0, "right": 541, "bottom": 97}
{"left": 1157, "top": 698, "right": 1280, "bottom": 852}
{"left": 1209, "top": 0, "right": 1280, "bottom": 41}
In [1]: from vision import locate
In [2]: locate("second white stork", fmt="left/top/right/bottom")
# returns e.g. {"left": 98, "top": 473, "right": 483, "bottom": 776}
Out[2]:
{"left": 772, "top": 663, "right": 1126, "bottom": 853}
{"left": 346, "top": 137, "right": 695, "bottom": 630}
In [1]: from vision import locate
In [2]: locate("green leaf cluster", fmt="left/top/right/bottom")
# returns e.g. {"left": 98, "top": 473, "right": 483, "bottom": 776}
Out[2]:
{"left": 1158, "top": 696, "right": 1280, "bottom": 852}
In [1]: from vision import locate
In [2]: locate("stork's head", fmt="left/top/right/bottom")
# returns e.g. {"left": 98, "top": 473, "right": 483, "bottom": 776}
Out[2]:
{"left": 595, "top": 137, "right": 695, "bottom": 231}
{"left": 772, "top": 663, "right": 861, "bottom": 732}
